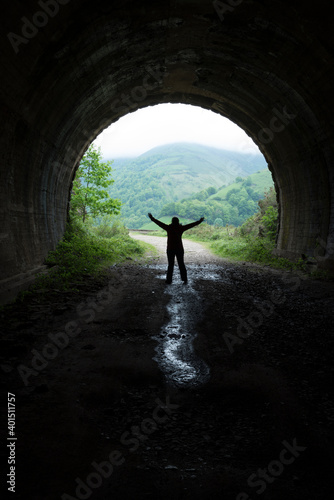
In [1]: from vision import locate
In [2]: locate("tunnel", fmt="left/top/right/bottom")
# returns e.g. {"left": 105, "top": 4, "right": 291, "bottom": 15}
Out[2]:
{"left": 1, "top": 0, "right": 334, "bottom": 303}
{"left": 2, "top": 2, "right": 334, "bottom": 497}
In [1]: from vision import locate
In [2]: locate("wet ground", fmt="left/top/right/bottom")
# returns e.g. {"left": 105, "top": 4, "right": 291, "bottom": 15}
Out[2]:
{"left": 1, "top": 234, "right": 334, "bottom": 499}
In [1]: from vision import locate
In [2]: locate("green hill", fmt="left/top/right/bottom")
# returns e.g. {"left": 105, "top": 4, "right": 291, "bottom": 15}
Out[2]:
{"left": 210, "top": 169, "right": 274, "bottom": 202}
{"left": 158, "top": 169, "right": 274, "bottom": 227}
{"left": 107, "top": 143, "right": 267, "bottom": 228}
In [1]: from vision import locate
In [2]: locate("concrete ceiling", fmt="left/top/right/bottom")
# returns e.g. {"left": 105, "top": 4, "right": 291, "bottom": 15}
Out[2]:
{"left": 1, "top": 0, "right": 334, "bottom": 300}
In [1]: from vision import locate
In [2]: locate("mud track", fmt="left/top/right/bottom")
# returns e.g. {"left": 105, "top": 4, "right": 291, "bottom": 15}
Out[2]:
{"left": 1, "top": 234, "right": 334, "bottom": 499}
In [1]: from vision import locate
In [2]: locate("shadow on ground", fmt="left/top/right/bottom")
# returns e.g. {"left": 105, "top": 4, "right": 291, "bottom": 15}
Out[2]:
{"left": 1, "top": 242, "right": 334, "bottom": 499}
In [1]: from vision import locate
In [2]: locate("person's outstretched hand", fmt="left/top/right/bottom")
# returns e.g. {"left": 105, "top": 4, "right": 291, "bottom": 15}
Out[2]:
{"left": 148, "top": 213, "right": 153, "bottom": 220}
{"left": 199, "top": 217, "right": 205, "bottom": 223}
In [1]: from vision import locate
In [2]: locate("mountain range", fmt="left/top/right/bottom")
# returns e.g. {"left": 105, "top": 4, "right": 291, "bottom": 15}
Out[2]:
{"left": 106, "top": 142, "right": 268, "bottom": 228}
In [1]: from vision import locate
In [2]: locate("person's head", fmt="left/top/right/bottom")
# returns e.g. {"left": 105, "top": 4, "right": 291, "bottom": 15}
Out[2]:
{"left": 171, "top": 217, "right": 180, "bottom": 226}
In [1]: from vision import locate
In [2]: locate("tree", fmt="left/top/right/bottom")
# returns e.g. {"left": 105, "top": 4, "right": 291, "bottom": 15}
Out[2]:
{"left": 226, "top": 187, "right": 240, "bottom": 201}
{"left": 258, "top": 186, "right": 277, "bottom": 214}
{"left": 206, "top": 186, "right": 217, "bottom": 196}
{"left": 262, "top": 206, "right": 278, "bottom": 240}
{"left": 70, "top": 144, "right": 121, "bottom": 223}
{"left": 160, "top": 202, "right": 176, "bottom": 216}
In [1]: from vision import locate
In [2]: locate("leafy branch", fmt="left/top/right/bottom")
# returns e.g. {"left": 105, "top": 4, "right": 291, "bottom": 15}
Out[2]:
{"left": 70, "top": 144, "right": 121, "bottom": 223}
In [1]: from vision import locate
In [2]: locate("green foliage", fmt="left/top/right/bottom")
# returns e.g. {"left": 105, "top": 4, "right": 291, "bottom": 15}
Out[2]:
{"left": 225, "top": 187, "right": 240, "bottom": 200}
{"left": 211, "top": 235, "right": 275, "bottom": 263}
{"left": 207, "top": 186, "right": 217, "bottom": 196}
{"left": 70, "top": 144, "right": 121, "bottom": 223}
{"left": 262, "top": 206, "right": 278, "bottom": 240}
{"left": 239, "top": 214, "right": 260, "bottom": 237}
{"left": 107, "top": 143, "right": 267, "bottom": 228}
{"left": 91, "top": 215, "right": 129, "bottom": 238}
{"left": 238, "top": 186, "right": 277, "bottom": 238}
{"left": 186, "top": 222, "right": 227, "bottom": 241}
{"left": 159, "top": 169, "right": 274, "bottom": 227}
{"left": 183, "top": 188, "right": 297, "bottom": 270}
{"left": 27, "top": 219, "right": 145, "bottom": 293}
{"left": 184, "top": 190, "right": 310, "bottom": 272}
{"left": 258, "top": 186, "right": 277, "bottom": 215}
{"left": 210, "top": 234, "right": 309, "bottom": 272}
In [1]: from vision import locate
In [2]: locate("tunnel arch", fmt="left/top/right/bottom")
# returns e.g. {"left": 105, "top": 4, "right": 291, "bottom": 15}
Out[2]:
{"left": 1, "top": 0, "right": 334, "bottom": 302}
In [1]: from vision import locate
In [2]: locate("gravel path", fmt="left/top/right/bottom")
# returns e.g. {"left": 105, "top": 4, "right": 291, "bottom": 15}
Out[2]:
{"left": 130, "top": 231, "right": 223, "bottom": 265}
{"left": 2, "top": 236, "right": 334, "bottom": 499}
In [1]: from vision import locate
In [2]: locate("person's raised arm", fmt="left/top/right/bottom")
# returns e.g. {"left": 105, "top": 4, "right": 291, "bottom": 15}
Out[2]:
{"left": 183, "top": 217, "right": 205, "bottom": 231}
{"left": 148, "top": 213, "right": 169, "bottom": 231}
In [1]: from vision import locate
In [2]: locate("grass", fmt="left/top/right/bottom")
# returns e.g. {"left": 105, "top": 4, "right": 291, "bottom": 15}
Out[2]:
{"left": 152, "top": 211, "right": 331, "bottom": 278}
{"left": 185, "top": 222, "right": 314, "bottom": 273}
{"left": 129, "top": 232, "right": 160, "bottom": 262}
{"left": 21, "top": 201, "right": 327, "bottom": 302}
{"left": 18, "top": 218, "right": 148, "bottom": 298}
{"left": 208, "top": 169, "right": 273, "bottom": 201}
{"left": 210, "top": 235, "right": 299, "bottom": 269}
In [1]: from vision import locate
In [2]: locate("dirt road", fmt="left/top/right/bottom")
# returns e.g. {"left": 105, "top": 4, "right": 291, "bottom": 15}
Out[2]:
{"left": 1, "top": 234, "right": 334, "bottom": 499}
{"left": 130, "top": 231, "right": 220, "bottom": 265}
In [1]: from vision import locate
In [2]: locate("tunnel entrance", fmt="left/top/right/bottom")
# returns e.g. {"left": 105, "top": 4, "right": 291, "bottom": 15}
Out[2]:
{"left": 86, "top": 103, "right": 273, "bottom": 233}
{"left": 2, "top": 3, "right": 334, "bottom": 498}
{"left": 1, "top": 0, "right": 334, "bottom": 304}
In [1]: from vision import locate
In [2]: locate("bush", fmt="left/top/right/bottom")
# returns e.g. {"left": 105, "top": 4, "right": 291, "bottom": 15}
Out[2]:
{"left": 239, "top": 214, "right": 259, "bottom": 236}
{"left": 191, "top": 191, "right": 309, "bottom": 271}
{"left": 262, "top": 206, "right": 278, "bottom": 240}
{"left": 33, "top": 218, "right": 145, "bottom": 291}
{"left": 186, "top": 223, "right": 226, "bottom": 241}
{"left": 258, "top": 186, "right": 277, "bottom": 215}
{"left": 92, "top": 217, "right": 128, "bottom": 238}
{"left": 214, "top": 217, "right": 223, "bottom": 227}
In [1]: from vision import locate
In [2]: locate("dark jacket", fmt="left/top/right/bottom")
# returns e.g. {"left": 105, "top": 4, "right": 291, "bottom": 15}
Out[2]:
{"left": 150, "top": 216, "right": 202, "bottom": 251}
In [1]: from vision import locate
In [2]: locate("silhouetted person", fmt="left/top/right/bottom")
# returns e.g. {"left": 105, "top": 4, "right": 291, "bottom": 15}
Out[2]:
{"left": 148, "top": 213, "right": 204, "bottom": 284}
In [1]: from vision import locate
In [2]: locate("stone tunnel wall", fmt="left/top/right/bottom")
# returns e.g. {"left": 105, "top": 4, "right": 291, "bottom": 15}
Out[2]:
{"left": 1, "top": 0, "right": 334, "bottom": 302}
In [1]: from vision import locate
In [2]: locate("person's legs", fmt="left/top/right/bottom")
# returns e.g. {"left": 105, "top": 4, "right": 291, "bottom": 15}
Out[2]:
{"left": 176, "top": 250, "right": 187, "bottom": 282}
{"left": 166, "top": 250, "right": 175, "bottom": 283}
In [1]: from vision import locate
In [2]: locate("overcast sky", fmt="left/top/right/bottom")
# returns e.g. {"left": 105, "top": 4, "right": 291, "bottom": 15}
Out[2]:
{"left": 94, "top": 103, "right": 260, "bottom": 158}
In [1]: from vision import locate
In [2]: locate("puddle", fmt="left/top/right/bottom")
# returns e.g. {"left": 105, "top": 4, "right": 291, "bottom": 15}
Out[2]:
{"left": 149, "top": 263, "right": 235, "bottom": 388}
{"left": 151, "top": 269, "right": 213, "bottom": 388}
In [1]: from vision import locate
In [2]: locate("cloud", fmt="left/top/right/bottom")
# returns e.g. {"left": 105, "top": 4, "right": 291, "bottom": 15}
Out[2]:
{"left": 94, "top": 103, "right": 260, "bottom": 158}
